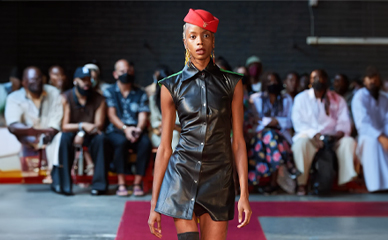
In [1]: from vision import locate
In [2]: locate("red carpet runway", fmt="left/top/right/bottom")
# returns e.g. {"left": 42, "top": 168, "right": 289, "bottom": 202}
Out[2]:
{"left": 115, "top": 201, "right": 388, "bottom": 240}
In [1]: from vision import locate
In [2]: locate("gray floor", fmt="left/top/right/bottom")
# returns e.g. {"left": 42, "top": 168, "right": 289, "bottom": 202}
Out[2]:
{"left": 0, "top": 184, "right": 387, "bottom": 240}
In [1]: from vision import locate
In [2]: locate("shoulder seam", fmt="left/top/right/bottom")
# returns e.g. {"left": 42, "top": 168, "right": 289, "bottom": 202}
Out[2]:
{"left": 157, "top": 71, "right": 183, "bottom": 86}
{"left": 219, "top": 68, "right": 244, "bottom": 77}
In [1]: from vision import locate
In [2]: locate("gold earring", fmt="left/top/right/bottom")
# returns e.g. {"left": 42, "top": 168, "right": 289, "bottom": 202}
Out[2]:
{"left": 185, "top": 48, "right": 190, "bottom": 65}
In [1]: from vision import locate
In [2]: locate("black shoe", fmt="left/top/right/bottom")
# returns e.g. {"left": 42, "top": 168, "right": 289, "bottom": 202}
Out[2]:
{"left": 51, "top": 185, "right": 74, "bottom": 196}
{"left": 91, "top": 189, "right": 107, "bottom": 196}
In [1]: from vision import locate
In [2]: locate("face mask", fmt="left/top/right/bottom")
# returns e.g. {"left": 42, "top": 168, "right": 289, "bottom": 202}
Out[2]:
{"left": 76, "top": 85, "right": 92, "bottom": 97}
{"left": 312, "top": 81, "right": 327, "bottom": 91}
{"left": 91, "top": 78, "right": 98, "bottom": 88}
{"left": 251, "top": 82, "right": 261, "bottom": 92}
{"left": 118, "top": 73, "right": 134, "bottom": 84}
{"left": 248, "top": 66, "right": 259, "bottom": 77}
{"left": 267, "top": 84, "right": 282, "bottom": 95}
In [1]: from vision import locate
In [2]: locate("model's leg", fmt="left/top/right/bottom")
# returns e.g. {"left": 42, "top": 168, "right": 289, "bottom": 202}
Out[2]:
{"left": 199, "top": 213, "right": 228, "bottom": 240}
{"left": 174, "top": 213, "right": 199, "bottom": 239}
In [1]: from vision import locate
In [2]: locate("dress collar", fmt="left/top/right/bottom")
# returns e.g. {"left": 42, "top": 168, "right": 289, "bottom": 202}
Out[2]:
{"left": 181, "top": 58, "right": 222, "bottom": 81}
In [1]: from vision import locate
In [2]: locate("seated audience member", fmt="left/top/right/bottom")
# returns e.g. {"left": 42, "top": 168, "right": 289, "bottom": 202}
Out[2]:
{"left": 352, "top": 66, "right": 388, "bottom": 192}
{"left": 2, "top": 66, "right": 22, "bottom": 95}
{"left": 297, "top": 73, "right": 310, "bottom": 93}
{"left": 54, "top": 66, "right": 108, "bottom": 196}
{"left": 283, "top": 71, "right": 300, "bottom": 100}
{"left": 84, "top": 61, "right": 112, "bottom": 94}
{"left": 0, "top": 84, "right": 6, "bottom": 126}
{"left": 5, "top": 66, "right": 62, "bottom": 180}
{"left": 248, "top": 72, "right": 299, "bottom": 193}
{"left": 104, "top": 59, "right": 152, "bottom": 197}
{"left": 382, "top": 78, "right": 388, "bottom": 96}
{"left": 291, "top": 69, "right": 357, "bottom": 195}
{"left": 246, "top": 56, "right": 263, "bottom": 93}
{"left": 149, "top": 65, "right": 180, "bottom": 150}
{"left": 48, "top": 65, "right": 68, "bottom": 92}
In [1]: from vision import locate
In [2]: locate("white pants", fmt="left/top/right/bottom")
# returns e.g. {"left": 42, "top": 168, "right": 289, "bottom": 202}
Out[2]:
{"left": 356, "top": 135, "right": 388, "bottom": 192}
{"left": 292, "top": 135, "right": 357, "bottom": 185}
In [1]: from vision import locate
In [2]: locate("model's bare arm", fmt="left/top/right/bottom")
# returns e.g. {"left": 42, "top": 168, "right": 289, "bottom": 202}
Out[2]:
{"left": 231, "top": 80, "right": 252, "bottom": 228}
{"left": 148, "top": 85, "right": 176, "bottom": 238}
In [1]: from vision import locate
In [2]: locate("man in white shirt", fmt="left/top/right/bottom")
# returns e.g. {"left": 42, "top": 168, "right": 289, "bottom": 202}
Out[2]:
{"left": 5, "top": 67, "right": 63, "bottom": 180}
{"left": 352, "top": 66, "right": 388, "bottom": 192}
{"left": 291, "top": 69, "right": 357, "bottom": 195}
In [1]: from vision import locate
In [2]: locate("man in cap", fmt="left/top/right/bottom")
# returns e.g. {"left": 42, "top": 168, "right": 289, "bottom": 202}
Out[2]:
{"left": 5, "top": 66, "right": 63, "bottom": 181}
{"left": 246, "top": 55, "right": 263, "bottom": 93}
{"left": 54, "top": 66, "right": 108, "bottom": 195}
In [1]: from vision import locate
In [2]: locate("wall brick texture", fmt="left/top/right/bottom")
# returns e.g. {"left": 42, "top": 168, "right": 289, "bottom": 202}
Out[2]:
{"left": 1, "top": 1, "right": 388, "bottom": 86}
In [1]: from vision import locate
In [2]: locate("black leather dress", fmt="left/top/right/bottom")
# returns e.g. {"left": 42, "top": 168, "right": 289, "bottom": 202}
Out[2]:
{"left": 155, "top": 60, "right": 242, "bottom": 221}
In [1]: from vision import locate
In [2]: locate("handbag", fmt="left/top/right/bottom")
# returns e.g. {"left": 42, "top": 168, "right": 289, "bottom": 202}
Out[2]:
{"left": 308, "top": 136, "right": 338, "bottom": 195}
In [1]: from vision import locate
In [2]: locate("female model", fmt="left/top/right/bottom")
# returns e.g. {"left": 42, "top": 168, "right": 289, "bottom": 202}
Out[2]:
{"left": 148, "top": 9, "right": 252, "bottom": 240}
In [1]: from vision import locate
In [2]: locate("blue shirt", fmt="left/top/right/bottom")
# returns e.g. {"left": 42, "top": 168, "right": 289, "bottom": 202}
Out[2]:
{"left": 103, "top": 82, "right": 150, "bottom": 133}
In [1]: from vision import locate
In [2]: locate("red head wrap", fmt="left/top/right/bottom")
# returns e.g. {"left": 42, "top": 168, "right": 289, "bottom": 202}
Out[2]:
{"left": 183, "top": 9, "right": 219, "bottom": 33}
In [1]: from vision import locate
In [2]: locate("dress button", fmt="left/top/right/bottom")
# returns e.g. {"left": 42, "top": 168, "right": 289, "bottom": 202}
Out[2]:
{"left": 198, "top": 161, "right": 201, "bottom": 164}
{"left": 203, "top": 103, "right": 206, "bottom": 107}
{"left": 191, "top": 198, "right": 194, "bottom": 201}
{"left": 200, "top": 142, "right": 204, "bottom": 145}
{"left": 203, "top": 122, "right": 206, "bottom": 125}
{"left": 201, "top": 73, "right": 205, "bottom": 77}
{"left": 194, "top": 180, "right": 198, "bottom": 183}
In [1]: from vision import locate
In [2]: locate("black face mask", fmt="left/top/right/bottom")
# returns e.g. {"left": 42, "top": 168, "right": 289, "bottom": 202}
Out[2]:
{"left": 312, "top": 81, "right": 328, "bottom": 91}
{"left": 76, "top": 85, "right": 92, "bottom": 97}
{"left": 118, "top": 73, "right": 135, "bottom": 84}
{"left": 267, "top": 83, "right": 282, "bottom": 95}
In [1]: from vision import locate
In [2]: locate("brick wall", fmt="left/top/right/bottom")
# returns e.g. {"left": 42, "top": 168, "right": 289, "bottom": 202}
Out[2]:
{"left": 1, "top": 1, "right": 388, "bottom": 86}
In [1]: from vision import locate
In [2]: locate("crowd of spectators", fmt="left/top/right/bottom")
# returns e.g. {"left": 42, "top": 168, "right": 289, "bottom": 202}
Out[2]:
{"left": 1, "top": 56, "right": 388, "bottom": 196}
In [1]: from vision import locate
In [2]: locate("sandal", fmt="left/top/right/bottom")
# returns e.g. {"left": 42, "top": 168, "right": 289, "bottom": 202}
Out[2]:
{"left": 116, "top": 184, "right": 129, "bottom": 197}
{"left": 133, "top": 184, "right": 144, "bottom": 197}
{"left": 84, "top": 164, "right": 94, "bottom": 176}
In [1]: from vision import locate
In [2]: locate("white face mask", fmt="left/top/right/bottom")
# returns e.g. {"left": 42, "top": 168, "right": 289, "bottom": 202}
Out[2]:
{"left": 251, "top": 82, "right": 261, "bottom": 92}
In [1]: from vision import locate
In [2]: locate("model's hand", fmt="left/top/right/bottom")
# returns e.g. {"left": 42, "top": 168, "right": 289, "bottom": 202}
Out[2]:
{"left": 267, "top": 117, "right": 279, "bottom": 127}
{"left": 148, "top": 209, "right": 162, "bottom": 238}
{"left": 378, "top": 135, "right": 388, "bottom": 151}
{"left": 237, "top": 197, "right": 252, "bottom": 228}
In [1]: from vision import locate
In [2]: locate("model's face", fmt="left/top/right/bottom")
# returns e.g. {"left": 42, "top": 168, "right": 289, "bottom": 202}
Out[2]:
{"left": 183, "top": 23, "right": 214, "bottom": 62}
{"left": 285, "top": 73, "right": 299, "bottom": 93}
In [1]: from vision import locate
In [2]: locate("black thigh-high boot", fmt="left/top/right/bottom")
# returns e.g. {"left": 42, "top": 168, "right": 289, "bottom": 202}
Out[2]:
{"left": 177, "top": 232, "right": 199, "bottom": 240}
